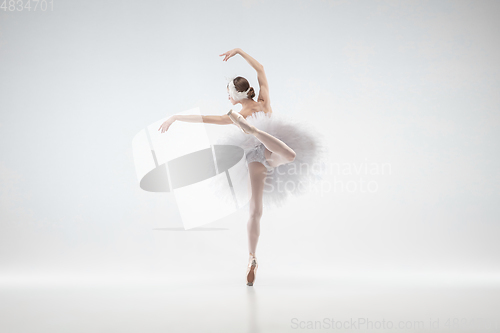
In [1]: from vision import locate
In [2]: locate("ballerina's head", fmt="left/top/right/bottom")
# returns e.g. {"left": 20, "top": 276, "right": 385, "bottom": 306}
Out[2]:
{"left": 226, "top": 76, "right": 256, "bottom": 105}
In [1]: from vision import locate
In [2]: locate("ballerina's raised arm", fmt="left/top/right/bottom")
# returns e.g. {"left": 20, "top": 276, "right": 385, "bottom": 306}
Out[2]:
{"left": 220, "top": 48, "right": 270, "bottom": 106}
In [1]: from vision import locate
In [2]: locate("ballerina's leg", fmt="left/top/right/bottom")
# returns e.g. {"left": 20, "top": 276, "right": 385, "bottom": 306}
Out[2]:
{"left": 234, "top": 111, "right": 296, "bottom": 167}
{"left": 247, "top": 162, "right": 267, "bottom": 255}
{"left": 253, "top": 129, "right": 296, "bottom": 167}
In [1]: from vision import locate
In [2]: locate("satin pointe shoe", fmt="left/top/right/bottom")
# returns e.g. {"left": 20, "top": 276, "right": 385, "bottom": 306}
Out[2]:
{"left": 227, "top": 109, "right": 257, "bottom": 135}
{"left": 246, "top": 253, "right": 258, "bottom": 286}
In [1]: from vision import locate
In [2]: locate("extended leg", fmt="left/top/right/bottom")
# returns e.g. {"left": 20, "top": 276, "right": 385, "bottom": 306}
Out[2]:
{"left": 253, "top": 129, "right": 296, "bottom": 165}
{"left": 228, "top": 110, "right": 296, "bottom": 166}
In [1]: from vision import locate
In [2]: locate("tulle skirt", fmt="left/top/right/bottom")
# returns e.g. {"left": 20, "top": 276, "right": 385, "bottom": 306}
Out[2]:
{"left": 213, "top": 111, "right": 329, "bottom": 209}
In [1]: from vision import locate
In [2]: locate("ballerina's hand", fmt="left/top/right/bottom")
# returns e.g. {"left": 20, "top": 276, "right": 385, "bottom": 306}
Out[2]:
{"left": 219, "top": 48, "right": 239, "bottom": 62}
{"left": 158, "top": 116, "right": 175, "bottom": 133}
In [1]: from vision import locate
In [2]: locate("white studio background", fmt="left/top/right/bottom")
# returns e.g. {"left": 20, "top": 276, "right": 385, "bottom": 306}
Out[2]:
{"left": 1, "top": 0, "right": 499, "bottom": 285}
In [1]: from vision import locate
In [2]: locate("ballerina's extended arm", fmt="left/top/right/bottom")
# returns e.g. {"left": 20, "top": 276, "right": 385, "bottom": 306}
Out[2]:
{"left": 158, "top": 113, "right": 243, "bottom": 133}
{"left": 176, "top": 114, "right": 233, "bottom": 125}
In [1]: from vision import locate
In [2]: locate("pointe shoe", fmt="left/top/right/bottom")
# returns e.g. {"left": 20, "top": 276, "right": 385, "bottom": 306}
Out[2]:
{"left": 227, "top": 109, "right": 256, "bottom": 135}
{"left": 246, "top": 253, "right": 258, "bottom": 286}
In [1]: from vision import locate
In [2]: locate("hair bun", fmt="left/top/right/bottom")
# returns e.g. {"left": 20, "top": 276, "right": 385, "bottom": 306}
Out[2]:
{"left": 247, "top": 87, "right": 256, "bottom": 99}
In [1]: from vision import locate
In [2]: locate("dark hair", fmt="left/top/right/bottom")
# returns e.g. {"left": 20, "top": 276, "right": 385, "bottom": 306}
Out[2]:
{"left": 229, "top": 76, "right": 255, "bottom": 100}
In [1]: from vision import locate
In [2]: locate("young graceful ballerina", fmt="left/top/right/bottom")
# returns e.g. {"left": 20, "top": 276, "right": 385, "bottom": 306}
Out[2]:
{"left": 158, "top": 48, "right": 297, "bottom": 286}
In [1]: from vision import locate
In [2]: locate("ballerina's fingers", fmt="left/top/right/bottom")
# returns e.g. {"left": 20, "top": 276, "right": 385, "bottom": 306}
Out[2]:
{"left": 219, "top": 51, "right": 234, "bottom": 62}
{"left": 158, "top": 122, "right": 169, "bottom": 133}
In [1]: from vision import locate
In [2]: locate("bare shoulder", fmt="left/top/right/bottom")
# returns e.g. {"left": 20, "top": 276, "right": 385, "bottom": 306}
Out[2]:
{"left": 240, "top": 101, "right": 272, "bottom": 119}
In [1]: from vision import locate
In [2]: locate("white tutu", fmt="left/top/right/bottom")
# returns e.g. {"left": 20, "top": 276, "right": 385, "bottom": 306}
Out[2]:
{"left": 213, "top": 111, "right": 330, "bottom": 209}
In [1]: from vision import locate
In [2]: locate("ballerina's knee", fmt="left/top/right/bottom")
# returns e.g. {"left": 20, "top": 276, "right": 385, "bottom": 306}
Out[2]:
{"left": 286, "top": 150, "right": 296, "bottom": 163}
{"left": 249, "top": 207, "right": 263, "bottom": 221}
{"left": 266, "top": 149, "right": 296, "bottom": 167}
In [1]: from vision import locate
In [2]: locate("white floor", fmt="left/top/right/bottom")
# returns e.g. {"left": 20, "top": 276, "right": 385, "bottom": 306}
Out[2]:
{"left": 1, "top": 272, "right": 499, "bottom": 333}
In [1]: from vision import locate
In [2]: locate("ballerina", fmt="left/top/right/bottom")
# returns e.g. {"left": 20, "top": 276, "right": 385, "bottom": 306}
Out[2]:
{"left": 158, "top": 48, "right": 326, "bottom": 286}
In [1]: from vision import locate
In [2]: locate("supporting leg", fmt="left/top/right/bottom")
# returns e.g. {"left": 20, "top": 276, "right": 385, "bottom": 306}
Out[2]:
{"left": 247, "top": 161, "right": 267, "bottom": 255}
{"left": 246, "top": 161, "right": 266, "bottom": 286}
